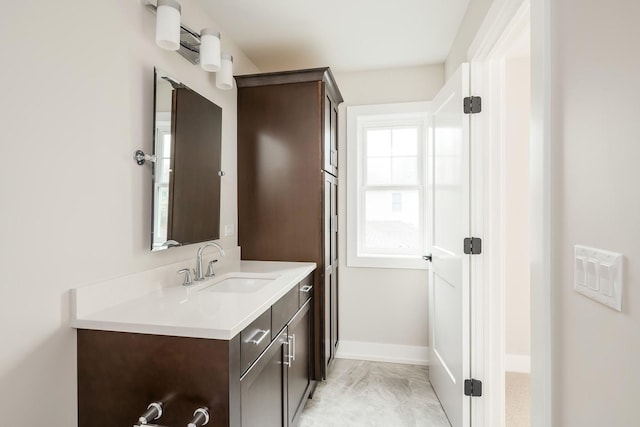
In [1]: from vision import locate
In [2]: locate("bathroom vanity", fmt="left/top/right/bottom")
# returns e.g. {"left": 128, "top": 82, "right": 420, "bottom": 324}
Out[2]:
{"left": 72, "top": 260, "right": 315, "bottom": 427}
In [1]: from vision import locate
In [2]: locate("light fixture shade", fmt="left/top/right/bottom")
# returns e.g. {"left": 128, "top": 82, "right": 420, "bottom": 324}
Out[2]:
{"left": 156, "top": 0, "right": 181, "bottom": 51}
{"left": 200, "top": 28, "right": 221, "bottom": 72}
{"left": 216, "top": 53, "right": 234, "bottom": 90}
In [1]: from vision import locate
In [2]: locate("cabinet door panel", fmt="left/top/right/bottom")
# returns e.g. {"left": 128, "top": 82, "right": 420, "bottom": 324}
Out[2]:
{"left": 272, "top": 286, "right": 299, "bottom": 339}
{"left": 331, "top": 265, "right": 339, "bottom": 356}
{"left": 288, "top": 302, "right": 312, "bottom": 424}
{"left": 241, "top": 329, "right": 288, "bottom": 427}
{"left": 323, "top": 173, "right": 339, "bottom": 374}
{"left": 331, "top": 103, "right": 339, "bottom": 175}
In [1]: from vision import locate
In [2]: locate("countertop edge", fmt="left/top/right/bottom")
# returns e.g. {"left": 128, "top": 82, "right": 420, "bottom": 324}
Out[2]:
{"left": 72, "top": 261, "right": 316, "bottom": 341}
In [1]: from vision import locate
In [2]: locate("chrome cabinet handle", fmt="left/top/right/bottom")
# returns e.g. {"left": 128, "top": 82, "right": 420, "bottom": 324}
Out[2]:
{"left": 291, "top": 334, "right": 296, "bottom": 362}
{"left": 300, "top": 285, "right": 312, "bottom": 293}
{"left": 286, "top": 335, "right": 294, "bottom": 368}
{"left": 248, "top": 329, "right": 270, "bottom": 345}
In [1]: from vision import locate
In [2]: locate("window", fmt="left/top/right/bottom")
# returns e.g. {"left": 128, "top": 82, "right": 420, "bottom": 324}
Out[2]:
{"left": 152, "top": 113, "right": 171, "bottom": 250}
{"left": 347, "top": 102, "right": 430, "bottom": 269}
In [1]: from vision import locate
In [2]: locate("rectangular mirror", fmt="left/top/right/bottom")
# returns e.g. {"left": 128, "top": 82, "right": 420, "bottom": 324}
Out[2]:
{"left": 152, "top": 68, "right": 222, "bottom": 251}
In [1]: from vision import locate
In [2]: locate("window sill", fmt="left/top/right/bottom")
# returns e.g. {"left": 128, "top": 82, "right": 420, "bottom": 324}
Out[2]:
{"left": 346, "top": 254, "right": 429, "bottom": 270}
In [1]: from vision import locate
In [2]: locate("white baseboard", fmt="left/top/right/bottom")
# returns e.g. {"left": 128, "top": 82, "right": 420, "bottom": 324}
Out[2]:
{"left": 335, "top": 340, "right": 429, "bottom": 366}
{"left": 505, "top": 354, "right": 531, "bottom": 373}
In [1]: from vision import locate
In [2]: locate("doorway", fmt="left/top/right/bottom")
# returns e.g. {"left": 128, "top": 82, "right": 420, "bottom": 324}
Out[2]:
{"left": 501, "top": 21, "right": 532, "bottom": 426}
{"left": 469, "top": 1, "right": 536, "bottom": 425}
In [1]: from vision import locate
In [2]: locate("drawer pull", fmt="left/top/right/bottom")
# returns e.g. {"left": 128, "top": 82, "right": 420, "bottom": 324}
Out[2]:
{"left": 300, "top": 285, "right": 312, "bottom": 293}
{"left": 248, "top": 329, "right": 270, "bottom": 346}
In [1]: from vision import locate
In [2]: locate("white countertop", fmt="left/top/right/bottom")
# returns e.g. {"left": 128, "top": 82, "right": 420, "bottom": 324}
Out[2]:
{"left": 71, "top": 260, "right": 316, "bottom": 340}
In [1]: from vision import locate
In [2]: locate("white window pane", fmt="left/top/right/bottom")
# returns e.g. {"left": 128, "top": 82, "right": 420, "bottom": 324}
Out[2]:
{"left": 392, "top": 128, "right": 418, "bottom": 156}
{"left": 363, "top": 190, "right": 421, "bottom": 253}
{"left": 161, "top": 159, "right": 171, "bottom": 183}
{"left": 162, "top": 134, "right": 172, "bottom": 157}
{"left": 366, "top": 129, "right": 391, "bottom": 157}
{"left": 434, "top": 127, "right": 461, "bottom": 155}
{"left": 367, "top": 158, "right": 391, "bottom": 185}
{"left": 392, "top": 157, "right": 418, "bottom": 185}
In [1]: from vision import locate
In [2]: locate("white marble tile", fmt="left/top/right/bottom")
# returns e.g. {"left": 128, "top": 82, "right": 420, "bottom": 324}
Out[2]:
{"left": 298, "top": 359, "right": 451, "bottom": 427}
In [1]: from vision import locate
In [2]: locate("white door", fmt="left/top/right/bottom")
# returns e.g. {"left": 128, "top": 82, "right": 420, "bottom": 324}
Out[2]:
{"left": 428, "top": 63, "right": 471, "bottom": 427}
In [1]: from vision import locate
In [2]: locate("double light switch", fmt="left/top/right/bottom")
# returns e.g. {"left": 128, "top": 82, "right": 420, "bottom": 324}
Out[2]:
{"left": 574, "top": 245, "right": 623, "bottom": 312}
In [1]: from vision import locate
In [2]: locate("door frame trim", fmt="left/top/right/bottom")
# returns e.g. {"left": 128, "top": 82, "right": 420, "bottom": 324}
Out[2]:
{"left": 467, "top": 0, "right": 552, "bottom": 426}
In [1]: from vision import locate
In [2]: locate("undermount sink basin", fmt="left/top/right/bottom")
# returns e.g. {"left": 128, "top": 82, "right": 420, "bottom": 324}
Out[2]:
{"left": 201, "top": 276, "right": 275, "bottom": 293}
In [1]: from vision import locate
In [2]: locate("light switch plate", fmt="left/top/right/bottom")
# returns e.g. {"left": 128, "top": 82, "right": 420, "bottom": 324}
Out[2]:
{"left": 224, "top": 224, "right": 235, "bottom": 237}
{"left": 574, "top": 245, "right": 623, "bottom": 312}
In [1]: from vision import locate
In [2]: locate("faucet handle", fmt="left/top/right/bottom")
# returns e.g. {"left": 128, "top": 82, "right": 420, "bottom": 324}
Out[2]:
{"left": 178, "top": 268, "right": 194, "bottom": 286}
{"left": 205, "top": 260, "right": 218, "bottom": 278}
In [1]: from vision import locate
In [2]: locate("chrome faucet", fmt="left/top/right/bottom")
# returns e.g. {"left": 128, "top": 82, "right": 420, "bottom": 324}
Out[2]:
{"left": 195, "top": 242, "right": 226, "bottom": 281}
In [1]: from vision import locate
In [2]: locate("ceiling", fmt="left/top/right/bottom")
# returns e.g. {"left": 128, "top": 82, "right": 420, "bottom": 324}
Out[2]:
{"left": 198, "top": 0, "right": 471, "bottom": 74}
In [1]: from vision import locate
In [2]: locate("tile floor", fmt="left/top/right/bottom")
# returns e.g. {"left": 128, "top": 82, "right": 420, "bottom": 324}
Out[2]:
{"left": 298, "top": 359, "right": 451, "bottom": 427}
{"left": 506, "top": 372, "right": 531, "bottom": 427}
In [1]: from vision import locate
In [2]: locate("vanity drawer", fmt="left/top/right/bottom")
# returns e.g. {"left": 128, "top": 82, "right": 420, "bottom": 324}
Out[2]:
{"left": 271, "top": 285, "right": 299, "bottom": 339}
{"left": 298, "top": 274, "right": 313, "bottom": 307}
{"left": 240, "top": 308, "right": 272, "bottom": 374}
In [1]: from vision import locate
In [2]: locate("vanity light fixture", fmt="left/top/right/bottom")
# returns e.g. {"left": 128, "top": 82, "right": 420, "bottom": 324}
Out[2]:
{"left": 200, "top": 29, "right": 221, "bottom": 72}
{"left": 145, "top": 1, "right": 234, "bottom": 90}
{"left": 216, "top": 54, "right": 234, "bottom": 90}
{"left": 155, "top": 0, "right": 181, "bottom": 50}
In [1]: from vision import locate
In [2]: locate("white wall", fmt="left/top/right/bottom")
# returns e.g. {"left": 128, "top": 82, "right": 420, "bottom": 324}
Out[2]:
{"left": 0, "top": 1, "right": 258, "bottom": 424}
{"left": 445, "top": 0, "right": 495, "bottom": 79}
{"left": 504, "top": 57, "right": 531, "bottom": 364}
{"left": 551, "top": 0, "right": 640, "bottom": 425}
{"left": 332, "top": 65, "right": 444, "bottom": 363}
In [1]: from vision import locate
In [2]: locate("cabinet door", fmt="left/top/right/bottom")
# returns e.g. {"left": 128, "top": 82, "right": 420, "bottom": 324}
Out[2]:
{"left": 330, "top": 173, "right": 339, "bottom": 357}
{"left": 240, "top": 329, "right": 288, "bottom": 427}
{"left": 323, "top": 173, "right": 339, "bottom": 375}
{"left": 287, "top": 301, "right": 312, "bottom": 425}
{"left": 323, "top": 93, "right": 338, "bottom": 176}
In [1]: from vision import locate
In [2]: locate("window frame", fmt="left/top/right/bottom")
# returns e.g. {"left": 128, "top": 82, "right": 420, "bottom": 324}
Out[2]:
{"left": 346, "top": 102, "right": 431, "bottom": 270}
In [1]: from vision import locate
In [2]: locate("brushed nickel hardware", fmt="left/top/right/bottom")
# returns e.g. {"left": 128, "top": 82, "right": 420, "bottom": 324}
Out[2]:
{"left": 205, "top": 259, "right": 218, "bottom": 278}
{"left": 285, "top": 335, "right": 293, "bottom": 368}
{"left": 291, "top": 334, "right": 296, "bottom": 362}
{"left": 134, "top": 149, "right": 157, "bottom": 165}
{"left": 177, "top": 268, "right": 194, "bottom": 286}
{"left": 248, "top": 329, "right": 270, "bottom": 346}
{"left": 195, "top": 242, "right": 225, "bottom": 281}
{"left": 187, "top": 407, "right": 210, "bottom": 427}
{"left": 138, "top": 401, "right": 163, "bottom": 425}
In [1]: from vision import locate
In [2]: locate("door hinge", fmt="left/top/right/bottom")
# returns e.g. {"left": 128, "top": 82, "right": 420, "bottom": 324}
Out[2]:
{"left": 463, "top": 237, "right": 482, "bottom": 255}
{"left": 463, "top": 96, "right": 482, "bottom": 114}
{"left": 464, "top": 379, "right": 483, "bottom": 397}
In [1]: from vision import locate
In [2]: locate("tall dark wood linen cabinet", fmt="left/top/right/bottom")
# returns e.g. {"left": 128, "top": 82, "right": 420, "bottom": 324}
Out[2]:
{"left": 236, "top": 68, "right": 343, "bottom": 381}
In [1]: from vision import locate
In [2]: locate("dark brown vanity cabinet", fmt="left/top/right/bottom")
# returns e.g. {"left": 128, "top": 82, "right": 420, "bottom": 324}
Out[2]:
{"left": 240, "top": 328, "right": 289, "bottom": 427}
{"left": 77, "top": 275, "right": 314, "bottom": 427}
{"left": 236, "top": 68, "right": 343, "bottom": 381}
{"left": 240, "top": 300, "right": 312, "bottom": 427}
